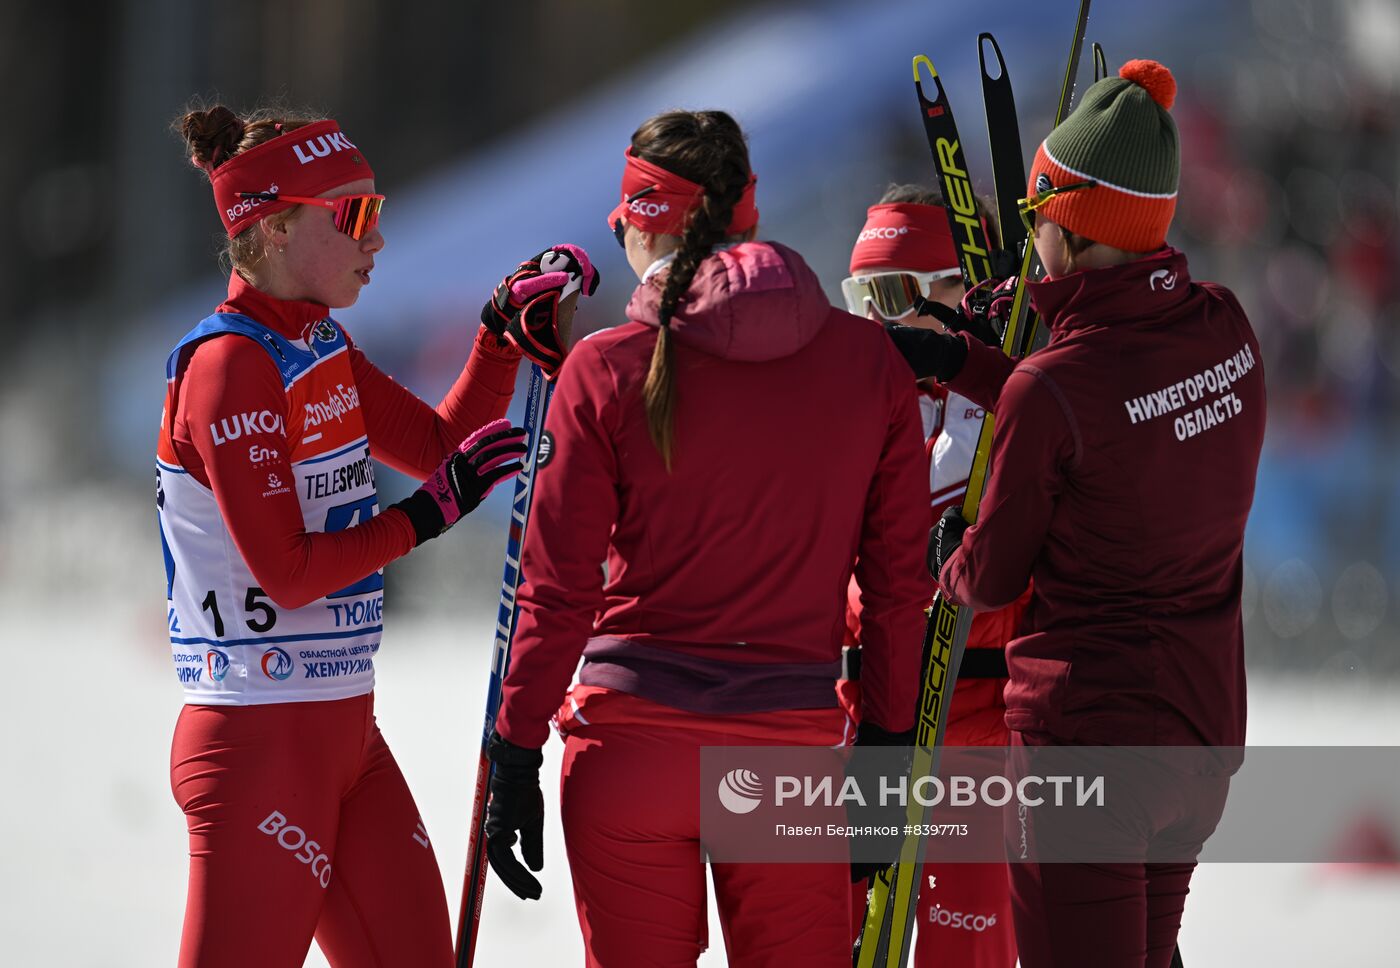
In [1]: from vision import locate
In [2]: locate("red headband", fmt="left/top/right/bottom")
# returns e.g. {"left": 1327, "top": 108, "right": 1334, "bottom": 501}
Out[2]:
{"left": 607, "top": 147, "right": 759, "bottom": 238}
{"left": 208, "top": 119, "right": 374, "bottom": 237}
{"left": 848, "top": 203, "right": 960, "bottom": 274}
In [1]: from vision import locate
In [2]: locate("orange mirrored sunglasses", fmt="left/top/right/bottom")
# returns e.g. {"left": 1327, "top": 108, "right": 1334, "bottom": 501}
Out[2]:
{"left": 238, "top": 191, "right": 384, "bottom": 240}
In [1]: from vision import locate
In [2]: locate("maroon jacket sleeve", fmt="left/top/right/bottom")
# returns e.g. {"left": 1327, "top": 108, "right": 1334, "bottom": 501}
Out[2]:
{"left": 851, "top": 342, "right": 937, "bottom": 735}
{"left": 944, "top": 333, "right": 1018, "bottom": 411}
{"left": 350, "top": 326, "right": 522, "bottom": 479}
{"left": 940, "top": 364, "right": 1077, "bottom": 612}
{"left": 495, "top": 338, "right": 619, "bottom": 748}
{"left": 175, "top": 336, "right": 417, "bottom": 610}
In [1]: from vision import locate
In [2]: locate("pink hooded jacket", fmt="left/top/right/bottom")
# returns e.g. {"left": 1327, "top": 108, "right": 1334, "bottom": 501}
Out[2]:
{"left": 495, "top": 241, "right": 931, "bottom": 747}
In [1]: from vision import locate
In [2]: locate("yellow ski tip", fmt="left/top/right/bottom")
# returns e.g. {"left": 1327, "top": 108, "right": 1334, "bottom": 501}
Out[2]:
{"left": 912, "top": 54, "right": 937, "bottom": 81}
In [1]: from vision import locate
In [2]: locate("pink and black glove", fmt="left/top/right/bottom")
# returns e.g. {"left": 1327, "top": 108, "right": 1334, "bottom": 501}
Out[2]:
{"left": 391, "top": 418, "right": 528, "bottom": 546}
{"left": 481, "top": 244, "right": 600, "bottom": 379}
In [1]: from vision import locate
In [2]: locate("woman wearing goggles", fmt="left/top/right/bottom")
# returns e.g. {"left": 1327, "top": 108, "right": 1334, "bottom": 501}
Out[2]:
{"left": 841, "top": 265, "right": 963, "bottom": 322}
{"left": 840, "top": 192, "right": 983, "bottom": 327}
{"left": 839, "top": 184, "right": 1024, "bottom": 968}
{"left": 237, "top": 190, "right": 386, "bottom": 241}
{"left": 164, "top": 104, "right": 596, "bottom": 968}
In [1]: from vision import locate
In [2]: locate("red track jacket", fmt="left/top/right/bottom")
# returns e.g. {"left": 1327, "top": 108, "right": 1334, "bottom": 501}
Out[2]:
{"left": 496, "top": 242, "right": 930, "bottom": 748}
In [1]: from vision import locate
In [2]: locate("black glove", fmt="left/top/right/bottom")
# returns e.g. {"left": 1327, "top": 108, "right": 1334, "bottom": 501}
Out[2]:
{"left": 484, "top": 730, "right": 546, "bottom": 901}
{"left": 908, "top": 297, "right": 988, "bottom": 350}
{"left": 884, "top": 323, "right": 969, "bottom": 382}
{"left": 959, "top": 275, "right": 1020, "bottom": 347}
{"left": 482, "top": 244, "right": 601, "bottom": 379}
{"left": 913, "top": 274, "right": 1021, "bottom": 349}
{"left": 848, "top": 721, "right": 916, "bottom": 883}
{"left": 390, "top": 419, "right": 528, "bottom": 546}
{"left": 927, "top": 506, "right": 970, "bottom": 582}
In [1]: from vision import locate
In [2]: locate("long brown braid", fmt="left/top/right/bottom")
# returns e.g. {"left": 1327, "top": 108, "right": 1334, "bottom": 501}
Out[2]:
{"left": 630, "top": 110, "right": 753, "bottom": 470}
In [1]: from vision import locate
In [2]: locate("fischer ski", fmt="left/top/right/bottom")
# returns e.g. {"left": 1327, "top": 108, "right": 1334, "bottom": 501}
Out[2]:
{"left": 853, "top": 50, "right": 997, "bottom": 968}
{"left": 454, "top": 363, "right": 554, "bottom": 968}
{"left": 852, "top": 6, "right": 1092, "bottom": 967}
{"left": 911, "top": 54, "right": 995, "bottom": 290}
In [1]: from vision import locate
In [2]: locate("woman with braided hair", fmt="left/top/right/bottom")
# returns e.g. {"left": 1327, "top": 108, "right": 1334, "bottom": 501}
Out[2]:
{"left": 161, "top": 104, "right": 596, "bottom": 966}
{"left": 481, "top": 109, "right": 931, "bottom": 965}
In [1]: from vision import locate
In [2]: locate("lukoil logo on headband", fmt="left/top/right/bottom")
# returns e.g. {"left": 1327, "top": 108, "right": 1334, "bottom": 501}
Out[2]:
{"left": 293, "top": 130, "right": 359, "bottom": 166}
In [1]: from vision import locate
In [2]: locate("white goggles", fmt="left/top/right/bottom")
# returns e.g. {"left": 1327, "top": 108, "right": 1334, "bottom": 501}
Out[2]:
{"left": 840, "top": 268, "right": 962, "bottom": 320}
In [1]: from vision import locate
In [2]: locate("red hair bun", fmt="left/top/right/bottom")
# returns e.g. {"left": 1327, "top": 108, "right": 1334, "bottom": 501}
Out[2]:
{"left": 1119, "top": 58, "right": 1176, "bottom": 110}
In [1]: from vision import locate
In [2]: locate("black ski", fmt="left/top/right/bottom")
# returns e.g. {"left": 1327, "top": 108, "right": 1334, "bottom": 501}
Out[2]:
{"left": 979, "top": 32, "right": 1027, "bottom": 277}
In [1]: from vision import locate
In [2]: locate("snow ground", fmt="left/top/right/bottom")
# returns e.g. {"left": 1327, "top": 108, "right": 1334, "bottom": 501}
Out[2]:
{"left": 3, "top": 599, "right": 1398, "bottom": 966}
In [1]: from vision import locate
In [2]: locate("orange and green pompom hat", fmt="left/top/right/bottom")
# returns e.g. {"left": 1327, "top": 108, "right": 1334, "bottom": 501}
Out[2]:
{"left": 1026, "top": 58, "right": 1180, "bottom": 252}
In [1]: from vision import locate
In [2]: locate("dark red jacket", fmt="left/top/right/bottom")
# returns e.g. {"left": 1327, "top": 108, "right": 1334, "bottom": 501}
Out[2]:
{"left": 941, "top": 248, "right": 1265, "bottom": 746}
{"left": 496, "top": 242, "right": 930, "bottom": 748}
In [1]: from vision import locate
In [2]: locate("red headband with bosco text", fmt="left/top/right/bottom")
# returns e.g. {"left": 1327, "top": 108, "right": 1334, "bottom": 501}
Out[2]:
{"left": 848, "top": 203, "right": 963, "bottom": 275}
{"left": 607, "top": 147, "right": 759, "bottom": 238}
{"left": 204, "top": 119, "right": 374, "bottom": 237}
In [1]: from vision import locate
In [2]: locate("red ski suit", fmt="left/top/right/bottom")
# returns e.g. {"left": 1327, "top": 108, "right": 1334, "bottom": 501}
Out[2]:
{"left": 843, "top": 383, "right": 1024, "bottom": 968}
{"left": 164, "top": 275, "right": 522, "bottom": 599}
{"left": 940, "top": 249, "right": 1266, "bottom": 968}
{"left": 496, "top": 241, "right": 931, "bottom": 967}
{"left": 166, "top": 274, "right": 521, "bottom": 967}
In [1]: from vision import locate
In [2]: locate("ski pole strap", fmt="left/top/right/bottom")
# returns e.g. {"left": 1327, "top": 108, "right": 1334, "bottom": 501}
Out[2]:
{"left": 841, "top": 645, "right": 861, "bottom": 682}
{"left": 840, "top": 646, "right": 1006, "bottom": 681}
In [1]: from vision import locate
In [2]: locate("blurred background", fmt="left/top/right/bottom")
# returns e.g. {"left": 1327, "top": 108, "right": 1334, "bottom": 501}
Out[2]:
{"left": 2, "top": 0, "right": 1398, "bottom": 965}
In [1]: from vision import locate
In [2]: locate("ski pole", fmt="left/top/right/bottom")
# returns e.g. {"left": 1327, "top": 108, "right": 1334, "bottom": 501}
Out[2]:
{"left": 453, "top": 362, "right": 554, "bottom": 968}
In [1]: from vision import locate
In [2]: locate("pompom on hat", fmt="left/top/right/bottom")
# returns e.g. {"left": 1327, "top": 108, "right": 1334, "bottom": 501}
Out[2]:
{"left": 1120, "top": 58, "right": 1176, "bottom": 110}
{"left": 1024, "top": 58, "right": 1180, "bottom": 252}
